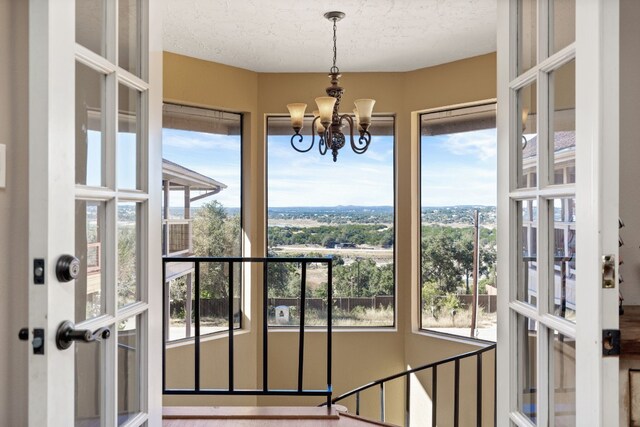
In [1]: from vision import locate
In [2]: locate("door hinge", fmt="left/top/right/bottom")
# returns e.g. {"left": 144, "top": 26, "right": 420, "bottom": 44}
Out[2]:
{"left": 603, "top": 329, "right": 620, "bottom": 356}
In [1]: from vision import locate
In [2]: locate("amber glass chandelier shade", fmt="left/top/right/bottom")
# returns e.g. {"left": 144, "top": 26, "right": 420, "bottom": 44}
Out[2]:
{"left": 353, "top": 109, "right": 363, "bottom": 132}
{"left": 287, "top": 103, "right": 307, "bottom": 129}
{"left": 354, "top": 99, "right": 376, "bottom": 125}
{"left": 315, "top": 97, "right": 337, "bottom": 125}
{"left": 313, "top": 110, "right": 326, "bottom": 133}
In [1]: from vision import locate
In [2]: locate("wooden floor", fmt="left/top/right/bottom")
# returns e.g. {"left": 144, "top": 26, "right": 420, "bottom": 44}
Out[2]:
{"left": 621, "top": 305, "right": 640, "bottom": 357}
{"left": 162, "top": 407, "right": 397, "bottom": 426}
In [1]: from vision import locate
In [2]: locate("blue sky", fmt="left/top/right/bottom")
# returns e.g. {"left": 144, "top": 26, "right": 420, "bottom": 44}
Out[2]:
{"left": 86, "top": 131, "right": 141, "bottom": 189}
{"left": 420, "top": 128, "right": 497, "bottom": 206}
{"left": 146, "top": 126, "right": 497, "bottom": 209}
{"left": 267, "top": 134, "right": 394, "bottom": 207}
{"left": 162, "top": 128, "right": 242, "bottom": 208}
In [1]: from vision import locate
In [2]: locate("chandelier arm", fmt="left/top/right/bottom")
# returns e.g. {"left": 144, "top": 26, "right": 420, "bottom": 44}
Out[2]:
{"left": 326, "top": 125, "right": 334, "bottom": 149}
{"left": 319, "top": 134, "right": 328, "bottom": 155}
{"left": 352, "top": 131, "right": 372, "bottom": 154}
{"left": 339, "top": 113, "right": 356, "bottom": 149}
{"left": 290, "top": 132, "right": 314, "bottom": 153}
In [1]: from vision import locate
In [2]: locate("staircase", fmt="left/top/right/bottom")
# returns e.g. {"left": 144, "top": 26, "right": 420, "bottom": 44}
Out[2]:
{"left": 163, "top": 406, "right": 399, "bottom": 426}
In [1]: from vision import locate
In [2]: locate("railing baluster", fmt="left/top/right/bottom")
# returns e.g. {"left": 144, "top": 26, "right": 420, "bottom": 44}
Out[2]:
{"left": 405, "top": 374, "right": 410, "bottom": 427}
{"left": 477, "top": 353, "right": 482, "bottom": 427}
{"left": 356, "top": 391, "right": 360, "bottom": 415}
{"left": 297, "top": 261, "right": 307, "bottom": 392}
{"left": 194, "top": 261, "right": 201, "bottom": 391}
{"left": 263, "top": 261, "right": 269, "bottom": 392}
{"left": 454, "top": 359, "right": 460, "bottom": 427}
{"left": 432, "top": 365, "right": 438, "bottom": 427}
{"left": 380, "top": 382, "right": 385, "bottom": 422}
{"left": 228, "top": 261, "right": 234, "bottom": 392}
{"left": 327, "top": 259, "right": 333, "bottom": 409}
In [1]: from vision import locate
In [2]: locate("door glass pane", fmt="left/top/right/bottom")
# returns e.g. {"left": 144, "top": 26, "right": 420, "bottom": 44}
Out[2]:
{"left": 119, "top": 0, "right": 141, "bottom": 76}
{"left": 551, "top": 331, "right": 576, "bottom": 426}
{"left": 76, "top": 62, "right": 105, "bottom": 187}
{"left": 550, "top": 198, "right": 576, "bottom": 321}
{"left": 118, "top": 315, "right": 141, "bottom": 425}
{"left": 550, "top": 0, "right": 575, "bottom": 55}
{"left": 118, "top": 202, "right": 140, "bottom": 308}
{"left": 518, "top": 80, "right": 538, "bottom": 189}
{"left": 518, "top": 0, "right": 537, "bottom": 74}
{"left": 518, "top": 315, "right": 538, "bottom": 423}
{"left": 76, "top": 0, "right": 105, "bottom": 56}
{"left": 75, "top": 339, "right": 103, "bottom": 427}
{"left": 518, "top": 200, "right": 538, "bottom": 306}
{"left": 76, "top": 200, "right": 107, "bottom": 322}
{"left": 117, "top": 84, "right": 141, "bottom": 190}
{"left": 550, "top": 59, "right": 576, "bottom": 185}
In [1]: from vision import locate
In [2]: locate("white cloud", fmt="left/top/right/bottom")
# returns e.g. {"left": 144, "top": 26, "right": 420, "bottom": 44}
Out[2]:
{"left": 163, "top": 131, "right": 240, "bottom": 151}
{"left": 421, "top": 165, "right": 497, "bottom": 206}
{"left": 440, "top": 130, "right": 497, "bottom": 161}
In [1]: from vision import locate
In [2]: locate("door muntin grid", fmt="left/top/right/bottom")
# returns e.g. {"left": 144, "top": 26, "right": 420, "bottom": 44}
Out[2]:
{"left": 75, "top": 1, "right": 149, "bottom": 425}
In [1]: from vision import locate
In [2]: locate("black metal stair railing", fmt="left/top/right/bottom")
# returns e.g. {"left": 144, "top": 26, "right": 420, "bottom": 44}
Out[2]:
{"left": 162, "top": 256, "right": 333, "bottom": 408}
{"left": 322, "top": 343, "right": 497, "bottom": 427}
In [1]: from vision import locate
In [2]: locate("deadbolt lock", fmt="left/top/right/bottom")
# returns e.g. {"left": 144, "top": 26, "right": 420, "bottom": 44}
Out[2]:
{"left": 56, "top": 254, "right": 80, "bottom": 283}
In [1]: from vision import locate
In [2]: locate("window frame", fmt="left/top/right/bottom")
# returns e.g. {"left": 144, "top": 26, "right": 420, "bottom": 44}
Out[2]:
{"left": 417, "top": 100, "right": 498, "bottom": 343}
{"left": 265, "top": 113, "right": 397, "bottom": 330}
{"left": 161, "top": 102, "right": 245, "bottom": 343}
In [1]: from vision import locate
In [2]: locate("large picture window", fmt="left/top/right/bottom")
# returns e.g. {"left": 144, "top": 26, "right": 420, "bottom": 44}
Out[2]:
{"left": 267, "top": 115, "right": 395, "bottom": 327}
{"left": 162, "top": 104, "right": 243, "bottom": 341}
{"left": 420, "top": 103, "right": 497, "bottom": 341}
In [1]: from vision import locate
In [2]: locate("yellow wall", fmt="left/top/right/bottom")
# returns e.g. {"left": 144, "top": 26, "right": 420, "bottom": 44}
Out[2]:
{"left": 163, "top": 51, "right": 496, "bottom": 425}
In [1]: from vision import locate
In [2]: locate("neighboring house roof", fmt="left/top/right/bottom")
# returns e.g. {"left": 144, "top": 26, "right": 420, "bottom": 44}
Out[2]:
{"left": 162, "top": 158, "right": 227, "bottom": 193}
{"left": 523, "top": 131, "right": 575, "bottom": 159}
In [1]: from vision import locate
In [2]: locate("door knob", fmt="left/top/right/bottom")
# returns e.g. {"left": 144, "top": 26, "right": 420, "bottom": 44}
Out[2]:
{"left": 18, "top": 328, "right": 28, "bottom": 340}
{"left": 56, "top": 320, "right": 110, "bottom": 350}
{"left": 56, "top": 254, "right": 80, "bottom": 282}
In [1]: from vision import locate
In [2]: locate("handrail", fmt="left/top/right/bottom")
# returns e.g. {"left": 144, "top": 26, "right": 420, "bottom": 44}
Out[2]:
{"left": 322, "top": 343, "right": 496, "bottom": 426}
{"left": 328, "top": 344, "right": 495, "bottom": 404}
{"left": 162, "top": 255, "right": 334, "bottom": 408}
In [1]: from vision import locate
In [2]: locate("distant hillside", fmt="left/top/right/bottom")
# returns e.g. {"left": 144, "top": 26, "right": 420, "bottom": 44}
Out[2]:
{"left": 421, "top": 205, "right": 496, "bottom": 226}
{"left": 159, "top": 204, "right": 496, "bottom": 226}
{"left": 268, "top": 206, "right": 394, "bottom": 225}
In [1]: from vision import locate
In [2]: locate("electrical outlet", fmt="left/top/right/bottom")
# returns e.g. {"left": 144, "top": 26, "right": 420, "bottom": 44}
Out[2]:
{"left": 0, "top": 144, "right": 5, "bottom": 189}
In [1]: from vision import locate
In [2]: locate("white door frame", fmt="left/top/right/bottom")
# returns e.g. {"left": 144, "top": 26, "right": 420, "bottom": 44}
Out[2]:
{"left": 496, "top": 0, "right": 619, "bottom": 426}
{"left": 27, "top": 1, "right": 162, "bottom": 425}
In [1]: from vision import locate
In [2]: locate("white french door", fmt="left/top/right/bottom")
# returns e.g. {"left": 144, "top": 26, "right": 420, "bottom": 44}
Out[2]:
{"left": 28, "top": 1, "right": 162, "bottom": 425}
{"left": 497, "top": 0, "right": 619, "bottom": 426}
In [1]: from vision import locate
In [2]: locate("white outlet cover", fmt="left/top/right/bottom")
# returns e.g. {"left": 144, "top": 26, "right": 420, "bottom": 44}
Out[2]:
{"left": 0, "top": 144, "right": 5, "bottom": 189}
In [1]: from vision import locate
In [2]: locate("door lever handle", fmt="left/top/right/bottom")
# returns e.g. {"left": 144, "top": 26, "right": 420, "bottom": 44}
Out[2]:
{"left": 56, "top": 320, "right": 111, "bottom": 350}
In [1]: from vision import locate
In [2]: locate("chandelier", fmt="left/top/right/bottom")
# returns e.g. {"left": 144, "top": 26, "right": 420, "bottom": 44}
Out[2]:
{"left": 286, "top": 11, "right": 376, "bottom": 162}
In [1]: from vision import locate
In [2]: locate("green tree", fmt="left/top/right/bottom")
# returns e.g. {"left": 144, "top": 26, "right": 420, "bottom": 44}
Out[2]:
{"left": 192, "top": 201, "right": 241, "bottom": 299}
{"left": 117, "top": 226, "right": 137, "bottom": 307}
{"left": 421, "top": 230, "right": 463, "bottom": 293}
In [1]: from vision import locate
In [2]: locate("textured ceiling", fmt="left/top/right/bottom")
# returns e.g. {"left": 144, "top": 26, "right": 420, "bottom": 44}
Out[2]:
{"left": 163, "top": 0, "right": 497, "bottom": 73}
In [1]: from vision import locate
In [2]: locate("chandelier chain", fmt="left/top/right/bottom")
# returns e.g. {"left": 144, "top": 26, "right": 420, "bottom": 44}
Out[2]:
{"left": 331, "top": 18, "right": 339, "bottom": 74}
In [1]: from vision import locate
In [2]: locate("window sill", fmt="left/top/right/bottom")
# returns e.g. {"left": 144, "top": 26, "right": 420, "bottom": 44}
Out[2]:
{"left": 412, "top": 328, "right": 495, "bottom": 347}
{"left": 268, "top": 326, "right": 398, "bottom": 333}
